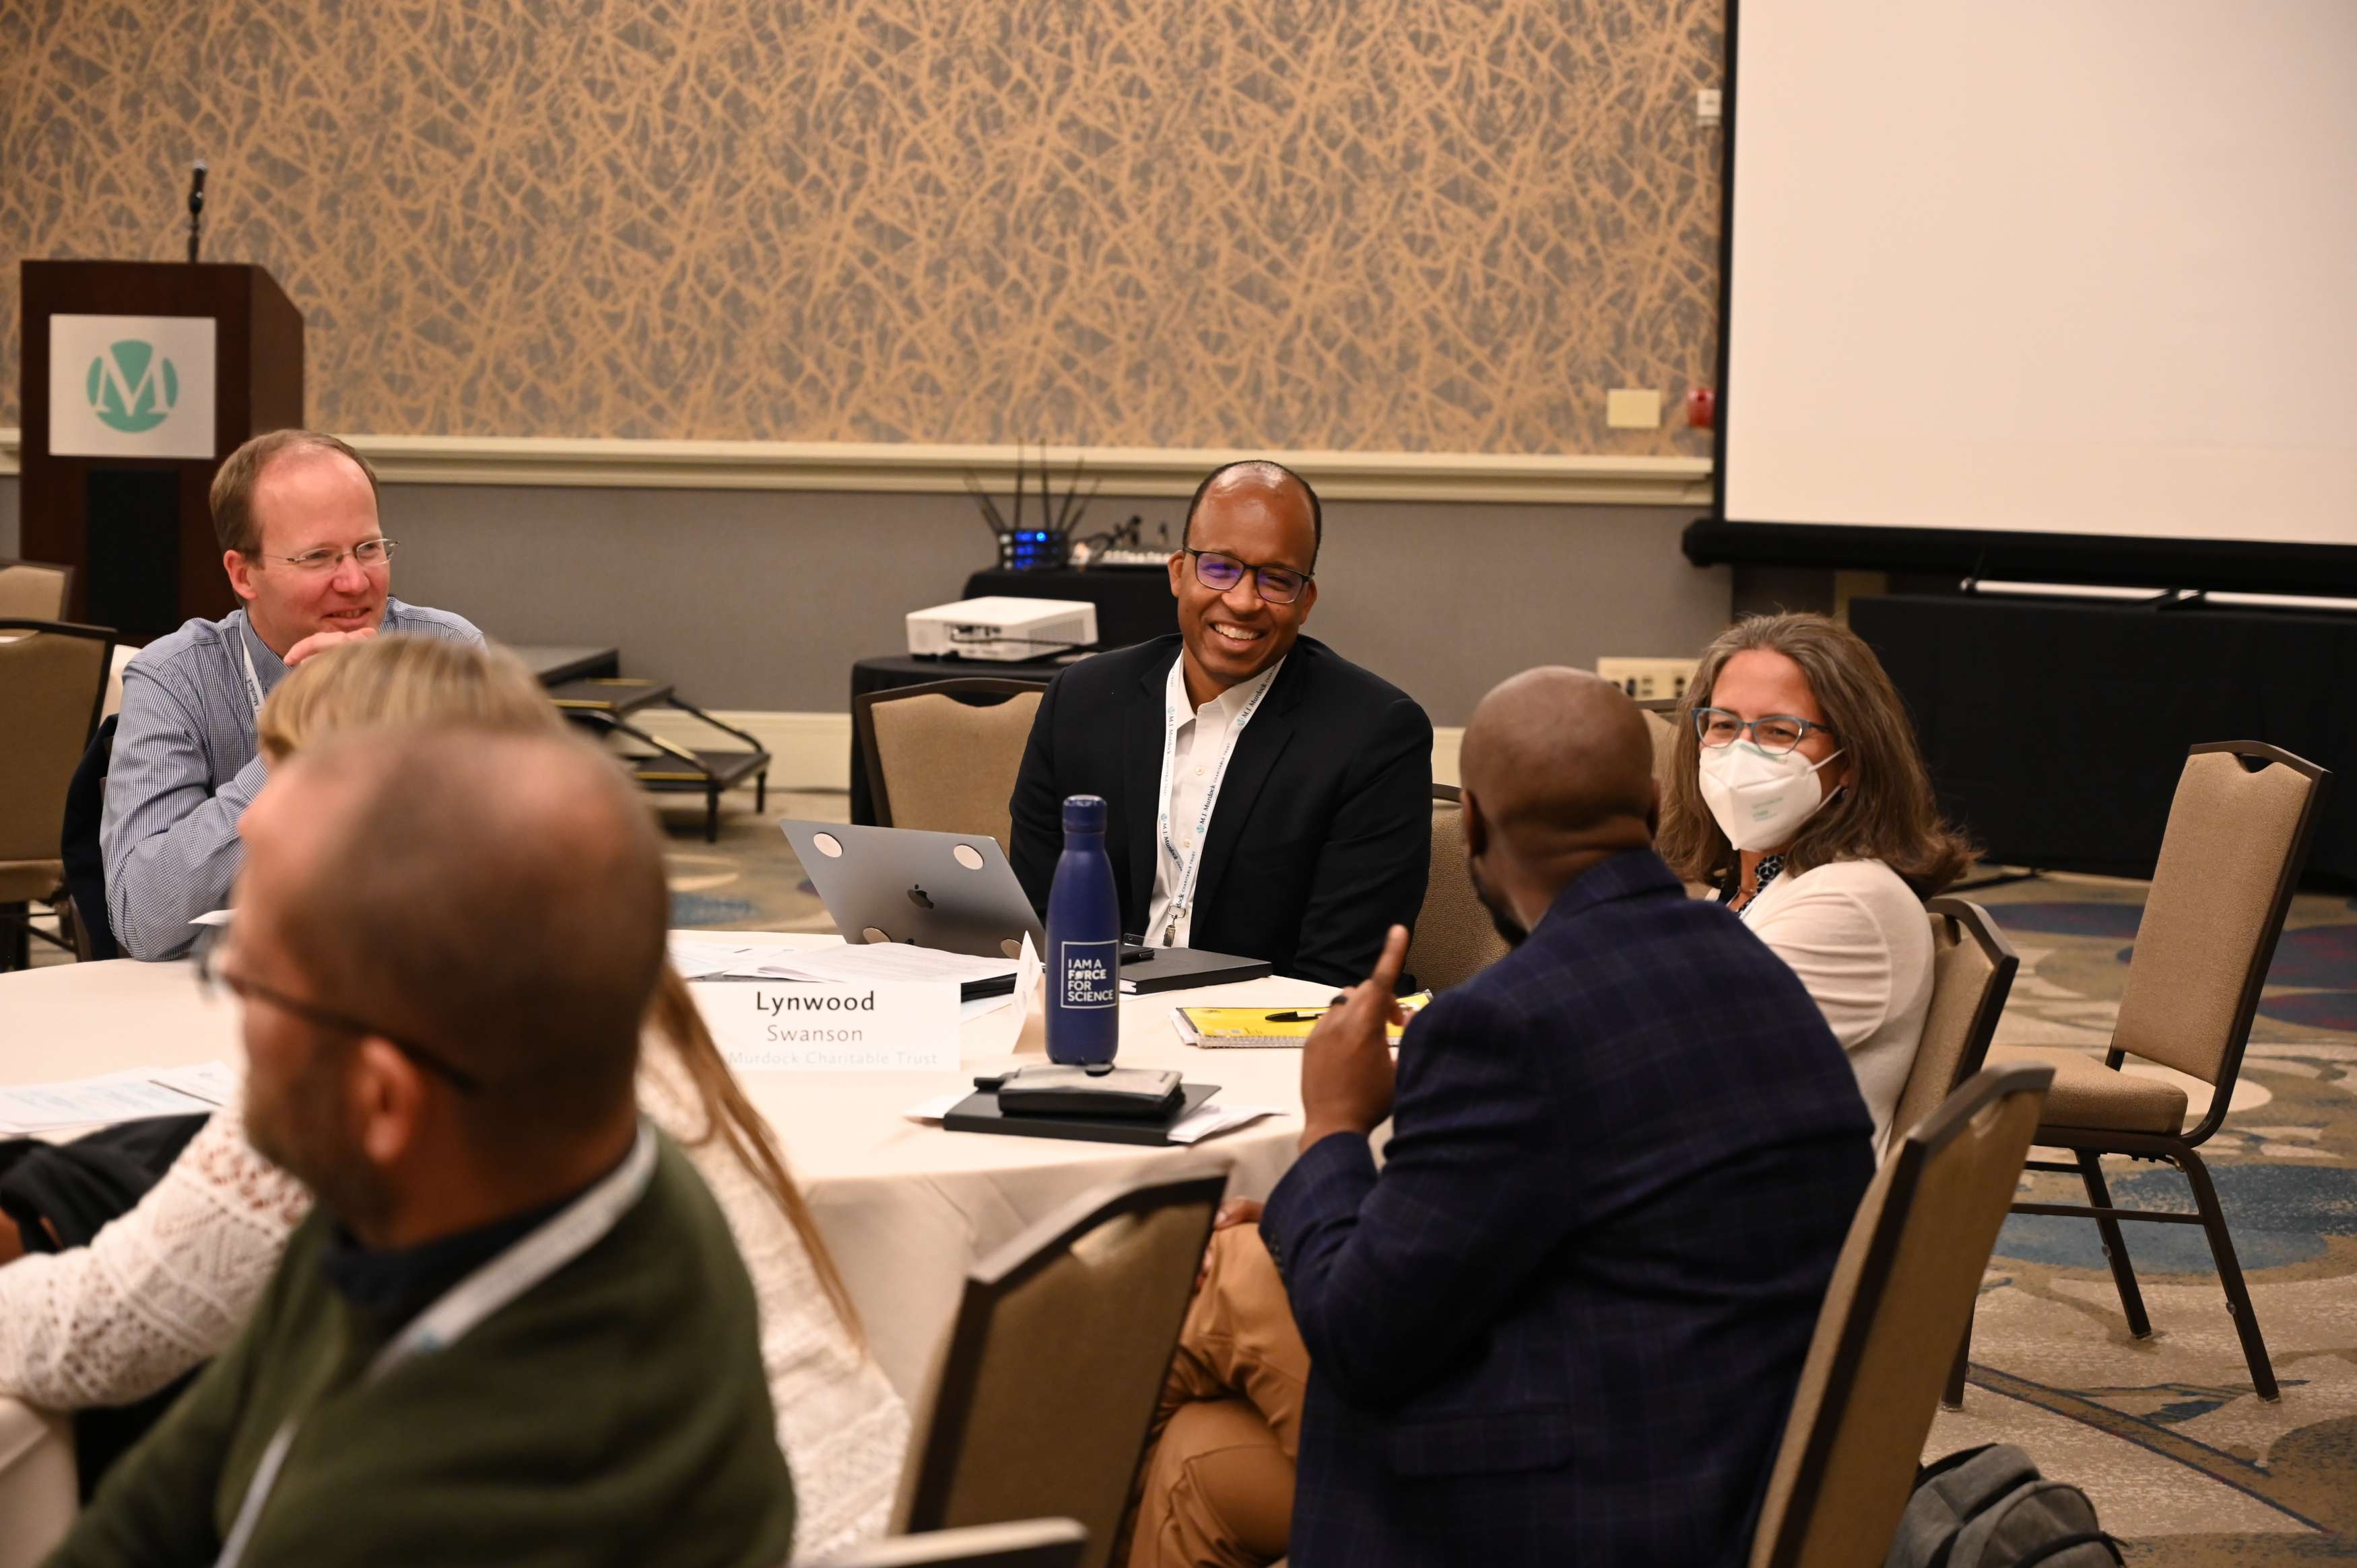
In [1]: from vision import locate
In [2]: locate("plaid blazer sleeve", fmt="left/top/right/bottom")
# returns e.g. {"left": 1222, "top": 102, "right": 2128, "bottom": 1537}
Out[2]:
{"left": 1259, "top": 986, "right": 1574, "bottom": 1412}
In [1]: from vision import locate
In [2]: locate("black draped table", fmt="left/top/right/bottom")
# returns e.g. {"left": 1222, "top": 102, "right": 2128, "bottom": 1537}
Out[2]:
{"left": 1849, "top": 593, "right": 2357, "bottom": 882}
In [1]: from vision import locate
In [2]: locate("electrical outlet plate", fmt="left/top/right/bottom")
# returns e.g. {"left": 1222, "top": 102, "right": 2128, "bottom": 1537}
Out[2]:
{"left": 1597, "top": 657, "right": 1700, "bottom": 702}
{"left": 1606, "top": 388, "right": 1663, "bottom": 428}
{"left": 1697, "top": 88, "right": 1723, "bottom": 124}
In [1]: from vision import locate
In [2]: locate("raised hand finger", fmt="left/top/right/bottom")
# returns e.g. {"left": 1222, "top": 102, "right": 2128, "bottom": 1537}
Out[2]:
{"left": 1367, "top": 924, "right": 1409, "bottom": 996}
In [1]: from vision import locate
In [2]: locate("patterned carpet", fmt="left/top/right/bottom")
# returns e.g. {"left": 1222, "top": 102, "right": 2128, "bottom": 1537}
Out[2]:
{"left": 644, "top": 804, "right": 2357, "bottom": 1559}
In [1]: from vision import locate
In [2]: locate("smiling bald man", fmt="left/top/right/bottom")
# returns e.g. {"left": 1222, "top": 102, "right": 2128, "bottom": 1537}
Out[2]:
{"left": 1007, "top": 460, "right": 1432, "bottom": 989}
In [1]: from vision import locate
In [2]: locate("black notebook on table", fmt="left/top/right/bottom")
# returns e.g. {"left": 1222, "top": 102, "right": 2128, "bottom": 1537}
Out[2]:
{"left": 1119, "top": 947, "right": 1273, "bottom": 994}
{"left": 941, "top": 1083, "right": 1221, "bottom": 1146}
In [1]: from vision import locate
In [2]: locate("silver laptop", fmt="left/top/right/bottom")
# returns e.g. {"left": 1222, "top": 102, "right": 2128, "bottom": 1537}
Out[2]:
{"left": 778, "top": 820, "right": 1044, "bottom": 960}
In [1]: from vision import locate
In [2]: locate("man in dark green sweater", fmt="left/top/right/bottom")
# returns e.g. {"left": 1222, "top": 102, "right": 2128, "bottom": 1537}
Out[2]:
{"left": 48, "top": 724, "right": 796, "bottom": 1567}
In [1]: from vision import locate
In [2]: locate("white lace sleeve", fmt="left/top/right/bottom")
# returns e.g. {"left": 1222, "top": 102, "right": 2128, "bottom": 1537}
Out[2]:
{"left": 636, "top": 1047, "right": 911, "bottom": 1562}
{"left": 0, "top": 1089, "right": 312, "bottom": 1408}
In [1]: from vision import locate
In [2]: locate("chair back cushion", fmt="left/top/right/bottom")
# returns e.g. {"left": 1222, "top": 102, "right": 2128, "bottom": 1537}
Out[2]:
{"left": 904, "top": 1173, "right": 1224, "bottom": 1568}
{"left": 1887, "top": 900, "right": 2017, "bottom": 1151}
{"left": 0, "top": 627, "right": 110, "bottom": 865}
{"left": 1642, "top": 707, "right": 1680, "bottom": 799}
{"left": 2113, "top": 749, "right": 2322, "bottom": 1082}
{"left": 0, "top": 564, "right": 71, "bottom": 622}
{"left": 871, "top": 690, "right": 1044, "bottom": 848}
{"left": 1749, "top": 1066, "right": 2051, "bottom": 1568}
{"left": 1406, "top": 793, "right": 1511, "bottom": 991}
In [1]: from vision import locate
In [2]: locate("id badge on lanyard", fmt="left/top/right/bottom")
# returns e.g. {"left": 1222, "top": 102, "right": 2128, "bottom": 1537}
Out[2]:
{"left": 238, "top": 629, "right": 267, "bottom": 719}
{"left": 1154, "top": 662, "right": 1279, "bottom": 945}
{"left": 211, "top": 1125, "right": 659, "bottom": 1568}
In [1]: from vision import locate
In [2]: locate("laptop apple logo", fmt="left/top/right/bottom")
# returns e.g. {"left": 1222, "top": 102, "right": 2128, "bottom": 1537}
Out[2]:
{"left": 907, "top": 884, "right": 935, "bottom": 911}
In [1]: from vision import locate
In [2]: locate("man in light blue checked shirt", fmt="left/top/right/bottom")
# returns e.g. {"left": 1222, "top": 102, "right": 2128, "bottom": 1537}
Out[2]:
{"left": 100, "top": 430, "right": 484, "bottom": 959}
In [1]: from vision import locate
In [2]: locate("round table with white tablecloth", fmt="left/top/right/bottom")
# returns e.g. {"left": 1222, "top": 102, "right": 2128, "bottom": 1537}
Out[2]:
{"left": 0, "top": 934, "right": 1325, "bottom": 1480}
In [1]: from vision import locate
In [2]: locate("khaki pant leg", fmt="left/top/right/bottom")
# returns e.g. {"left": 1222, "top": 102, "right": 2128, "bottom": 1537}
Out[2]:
{"left": 1162, "top": 1224, "right": 1312, "bottom": 1455}
{"left": 1126, "top": 1397, "right": 1294, "bottom": 1568}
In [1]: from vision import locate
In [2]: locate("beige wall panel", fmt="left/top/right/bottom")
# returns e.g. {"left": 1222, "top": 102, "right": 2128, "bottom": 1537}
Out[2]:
{"left": 1, "top": 0, "right": 1723, "bottom": 457}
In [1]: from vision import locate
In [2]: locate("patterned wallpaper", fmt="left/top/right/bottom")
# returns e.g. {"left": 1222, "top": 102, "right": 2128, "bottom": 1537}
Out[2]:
{"left": 1, "top": 0, "right": 1722, "bottom": 455}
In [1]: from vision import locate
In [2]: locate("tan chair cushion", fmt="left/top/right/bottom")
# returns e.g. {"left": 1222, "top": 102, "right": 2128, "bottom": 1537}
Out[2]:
{"left": 2113, "top": 751, "right": 2317, "bottom": 1082}
{"left": 0, "top": 564, "right": 69, "bottom": 623}
{"left": 1987, "top": 1046, "right": 2189, "bottom": 1134}
{"left": 0, "top": 859, "right": 64, "bottom": 904}
{"left": 869, "top": 689, "right": 1043, "bottom": 849}
{"left": 1405, "top": 798, "right": 1509, "bottom": 992}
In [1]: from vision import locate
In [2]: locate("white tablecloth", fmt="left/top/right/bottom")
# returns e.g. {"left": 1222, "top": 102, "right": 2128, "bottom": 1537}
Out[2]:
{"left": 0, "top": 934, "right": 1326, "bottom": 1495}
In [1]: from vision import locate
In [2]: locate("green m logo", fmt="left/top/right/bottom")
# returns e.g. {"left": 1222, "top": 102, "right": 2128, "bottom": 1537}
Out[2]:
{"left": 86, "top": 339, "right": 179, "bottom": 433}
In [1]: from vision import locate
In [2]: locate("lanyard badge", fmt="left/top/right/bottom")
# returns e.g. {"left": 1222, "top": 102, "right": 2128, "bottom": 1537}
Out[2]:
{"left": 1154, "top": 659, "right": 1281, "bottom": 946}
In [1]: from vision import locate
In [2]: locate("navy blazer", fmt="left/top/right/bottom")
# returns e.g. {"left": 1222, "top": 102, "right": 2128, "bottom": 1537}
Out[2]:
{"left": 1260, "top": 850, "right": 1875, "bottom": 1568}
{"left": 1008, "top": 635, "right": 1431, "bottom": 988}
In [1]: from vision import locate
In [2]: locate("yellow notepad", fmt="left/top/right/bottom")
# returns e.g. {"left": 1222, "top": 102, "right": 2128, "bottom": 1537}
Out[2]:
{"left": 1172, "top": 992, "right": 1433, "bottom": 1048}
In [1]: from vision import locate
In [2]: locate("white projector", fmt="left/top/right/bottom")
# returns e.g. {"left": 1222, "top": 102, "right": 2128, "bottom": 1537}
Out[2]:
{"left": 906, "top": 596, "right": 1098, "bottom": 662}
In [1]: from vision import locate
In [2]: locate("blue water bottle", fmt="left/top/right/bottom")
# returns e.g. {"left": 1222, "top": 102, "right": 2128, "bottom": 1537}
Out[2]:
{"left": 1047, "top": 794, "right": 1121, "bottom": 1066}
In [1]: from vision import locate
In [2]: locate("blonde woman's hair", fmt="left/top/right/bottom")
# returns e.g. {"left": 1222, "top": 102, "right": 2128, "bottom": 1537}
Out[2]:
{"left": 259, "top": 636, "right": 556, "bottom": 763}
{"left": 256, "top": 635, "right": 863, "bottom": 1339}
{"left": 1657, "top": 613, "right": 1977, "bottom": 898}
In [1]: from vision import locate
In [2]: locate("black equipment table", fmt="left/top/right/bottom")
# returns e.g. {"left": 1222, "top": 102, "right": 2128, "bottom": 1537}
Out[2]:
{"left": 958, "top": 567, "right": 1174, "bottom": 652}
{"left": 511, "top": 644, "right": 621, "bottom": 685}
{"left": 1849, "top": 593, "right": 2356, "bottom": 883}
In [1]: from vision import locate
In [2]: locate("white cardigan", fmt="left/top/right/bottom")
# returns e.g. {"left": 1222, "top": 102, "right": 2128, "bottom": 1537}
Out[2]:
{"left": 1735, "top": 858, "right": 1933, "bottom": 1157}
{"left": 0, "top": 1039, "right": 908, "bottom": 1563}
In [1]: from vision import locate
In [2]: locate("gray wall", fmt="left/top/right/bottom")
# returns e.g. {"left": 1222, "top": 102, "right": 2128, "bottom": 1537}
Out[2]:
{"left": 0, "top": 473, "right": 1733, "bottom": 723}
{"left": 383, "top": 486, "right": 1729, "bottom": 724}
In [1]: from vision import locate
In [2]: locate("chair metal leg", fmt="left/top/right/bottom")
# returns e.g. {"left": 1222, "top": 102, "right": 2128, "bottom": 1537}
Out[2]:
{"left": 706, "top": 787, "right": 720, "bottom": 843}
{"left": 2077, "top": 1151, "right": 2152, "bottom": 1338}
{"left": 1944, "top": 1299, "right": 1973, "bottom": 1409}
{"left": 2176, "top": 1146, "right": 2279, "bottom": 1400}
{"left": 756, "top": 771, "right": 767, "bottom": 813}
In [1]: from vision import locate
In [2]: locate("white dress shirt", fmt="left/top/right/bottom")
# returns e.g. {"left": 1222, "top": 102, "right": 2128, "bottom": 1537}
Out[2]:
{"left": 1147, "top": 655, "right": 1285, "bottom": 947}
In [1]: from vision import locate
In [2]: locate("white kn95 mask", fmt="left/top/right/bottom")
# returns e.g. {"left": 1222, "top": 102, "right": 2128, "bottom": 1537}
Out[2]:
{"left": 1698, "top": 742, "right": 1845, "bottom": 853}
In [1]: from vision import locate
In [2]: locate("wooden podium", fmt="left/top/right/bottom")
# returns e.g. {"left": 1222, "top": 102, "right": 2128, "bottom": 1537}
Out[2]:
{"left": 18, "top": 261, "right": 303, "bottom": 638}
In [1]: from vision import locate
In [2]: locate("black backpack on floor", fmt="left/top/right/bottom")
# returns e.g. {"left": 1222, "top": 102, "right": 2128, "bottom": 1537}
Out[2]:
{"left": 1885, "top": 1443, "right": 2123, "bottom": 1568}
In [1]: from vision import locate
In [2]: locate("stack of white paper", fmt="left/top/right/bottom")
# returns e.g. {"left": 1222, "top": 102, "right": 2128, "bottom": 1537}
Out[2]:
{"left": 750, "top": 946, "right": 1016, "bottom": 988}
{"left": 0, "top": 1062, "right": 236, "bottom": 1134}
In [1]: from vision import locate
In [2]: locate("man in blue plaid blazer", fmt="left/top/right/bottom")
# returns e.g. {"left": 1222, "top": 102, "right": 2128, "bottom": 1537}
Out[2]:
{"left": 1258, "top": 670, "right": 1873, "bottom": 1567}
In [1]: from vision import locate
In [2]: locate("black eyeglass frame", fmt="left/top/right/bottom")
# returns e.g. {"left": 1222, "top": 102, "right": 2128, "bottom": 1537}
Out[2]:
{"left": 1692, "top": 706, "right": 1839, "bottom": 757}
{"left": 1183, "top": 548, "right": 1314, "bottom": 606}
{"left": 193, "top": 927, "right": 482, "bottom": 1094}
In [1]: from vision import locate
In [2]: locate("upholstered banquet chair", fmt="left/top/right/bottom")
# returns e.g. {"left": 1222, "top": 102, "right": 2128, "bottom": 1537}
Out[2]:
{"left": 895, "top": 1171, "right": 1226, "bottom": 1568}
{"left": 1748, "top": 1064, "right": 2053, "bottom": 1568}
{"left": 857, "top": 679, "right": 1048, "bottom": 850}
{"left": 1972, "top": 741, "right": 2329, "bottom": 1402}
{"left": 1406, "top": 785, "right": 1511, "bottom": 992}
{"left": 0, "top": 620, "right": 116, "bottom": 969}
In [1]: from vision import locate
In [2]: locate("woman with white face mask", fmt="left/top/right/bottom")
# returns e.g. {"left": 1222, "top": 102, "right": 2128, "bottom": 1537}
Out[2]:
{"left": 1658, "top": 613, "right": 1978, "bottom": 1157}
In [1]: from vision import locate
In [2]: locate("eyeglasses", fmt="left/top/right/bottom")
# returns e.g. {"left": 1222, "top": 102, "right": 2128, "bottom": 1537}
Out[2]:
{"left": 1186, "top": 549, "right": 1312, "bottom": 606}
{"left": 258, "top": 539, "right": 398, "bottom": 574}
{"left": 193, "top": 926, "right": 482, "bottom": 1094}
{"left": 1693, "top": 706, "right": 1837, "bottom": 757}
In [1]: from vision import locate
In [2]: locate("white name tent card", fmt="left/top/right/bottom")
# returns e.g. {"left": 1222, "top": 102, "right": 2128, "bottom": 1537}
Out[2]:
{"left": 690, "top": 981, "right": 960, "bottom": 1072}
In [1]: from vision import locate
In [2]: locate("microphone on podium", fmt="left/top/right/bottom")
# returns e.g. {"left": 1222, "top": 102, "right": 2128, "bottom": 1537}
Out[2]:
{"left": 186, "top": 160, "right": 207, "bottom": 263}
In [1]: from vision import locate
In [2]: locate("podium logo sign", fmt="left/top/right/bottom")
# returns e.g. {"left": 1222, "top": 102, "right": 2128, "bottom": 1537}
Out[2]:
{"left": 88, "top": 341, "right": 180, "bottom": 432}
{"left": 48, "top": 314, "right": 217, "bottom": 460}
